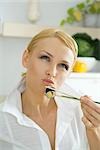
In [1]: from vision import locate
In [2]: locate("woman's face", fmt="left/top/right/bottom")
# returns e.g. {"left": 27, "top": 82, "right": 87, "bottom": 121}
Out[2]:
{"left": 22, "top": 37, "right": 75, "bottom": 94}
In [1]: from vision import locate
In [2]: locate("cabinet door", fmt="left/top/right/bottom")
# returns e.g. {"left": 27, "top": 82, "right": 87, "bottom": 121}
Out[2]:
{"left": 65, "top": 78, "right": 100, "bottom": 103}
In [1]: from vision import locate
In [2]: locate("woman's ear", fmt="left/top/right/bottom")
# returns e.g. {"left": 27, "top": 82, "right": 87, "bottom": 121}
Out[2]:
{"left": 22, "top": 50, "right": 30, "bottom": 68}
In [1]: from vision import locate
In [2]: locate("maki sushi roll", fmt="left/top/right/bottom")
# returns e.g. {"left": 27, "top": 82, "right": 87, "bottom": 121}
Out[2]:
{"left": 45, "top": 87, "right": 56, "bottom": 99}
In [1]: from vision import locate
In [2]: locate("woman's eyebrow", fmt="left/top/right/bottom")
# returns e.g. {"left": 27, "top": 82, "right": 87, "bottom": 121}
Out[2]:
{"left": 41, "top": 50, "right": 54, "bottom": 58}
{"left": 61, "top": 60, "right": 69, "bottom": 64}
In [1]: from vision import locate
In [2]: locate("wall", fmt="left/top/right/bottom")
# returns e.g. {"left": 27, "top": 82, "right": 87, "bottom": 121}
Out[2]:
{"left": 0, "top": 0, "right": 98, "bottom": 95}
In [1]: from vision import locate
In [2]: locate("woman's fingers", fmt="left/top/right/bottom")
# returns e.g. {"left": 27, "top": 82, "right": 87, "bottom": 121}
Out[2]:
{"left": 81, "top": 95, "right": 100, "bottom": 114}
{"left": 82, "top": 116, "right": 93, "bottom": 129}
{"left": 82, "top": 107, "right": 100, "bottom": 127}
{"left": 81, "top": 103, "right": 100, "bottom": 122}
{"left": 80, "top": 96, "right": 100, "bottom": 128}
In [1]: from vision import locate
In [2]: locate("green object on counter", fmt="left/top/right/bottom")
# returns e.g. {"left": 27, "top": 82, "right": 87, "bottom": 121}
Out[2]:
{"left": 72, "top": 33, "right": 100, "bottom": 59}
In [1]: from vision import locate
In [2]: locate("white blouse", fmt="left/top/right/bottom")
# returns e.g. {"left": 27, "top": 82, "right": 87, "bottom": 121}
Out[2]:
{"left": 0, "top": 78, "right": 89, "bottom": 150}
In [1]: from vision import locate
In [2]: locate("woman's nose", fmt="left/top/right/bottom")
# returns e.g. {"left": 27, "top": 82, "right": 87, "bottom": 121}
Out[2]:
{"left": 46, "top": 65, "right": 57, "bottom": 77}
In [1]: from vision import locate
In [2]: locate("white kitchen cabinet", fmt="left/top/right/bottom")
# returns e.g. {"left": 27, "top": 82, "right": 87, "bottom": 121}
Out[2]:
{"left": 65, "top": 73, "right": 100, "bottom": 103}
{"left": 0, "top": 22, "right": 100, "bottom": 39}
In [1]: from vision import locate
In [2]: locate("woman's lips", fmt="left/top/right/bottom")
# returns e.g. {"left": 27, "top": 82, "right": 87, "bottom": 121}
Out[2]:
{"left": 42, "top": 79, "right": 54, "bottom": 85}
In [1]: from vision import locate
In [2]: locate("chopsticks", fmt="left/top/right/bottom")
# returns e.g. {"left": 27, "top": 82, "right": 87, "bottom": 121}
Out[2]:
{"left": 45, "top": 86, "right": 100, "bottom": 104}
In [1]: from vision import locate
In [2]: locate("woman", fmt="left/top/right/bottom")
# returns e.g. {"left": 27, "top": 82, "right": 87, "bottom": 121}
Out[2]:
{"left": 0, "top": 28, "right": 100, "bottom": 150}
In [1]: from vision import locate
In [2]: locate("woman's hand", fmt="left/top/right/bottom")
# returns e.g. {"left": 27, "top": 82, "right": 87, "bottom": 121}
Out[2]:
{"left": 80, "top": 96, "right": 100, "bottom": 150}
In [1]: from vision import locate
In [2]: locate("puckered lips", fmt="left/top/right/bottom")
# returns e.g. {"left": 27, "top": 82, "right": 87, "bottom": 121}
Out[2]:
{"left": 42, "top": 79, "right": 54, "bottom": 85}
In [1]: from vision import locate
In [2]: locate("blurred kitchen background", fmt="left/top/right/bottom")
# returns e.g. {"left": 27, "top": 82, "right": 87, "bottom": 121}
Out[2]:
{"left": 0, "top": 0, "right": 100, "bottom": 97}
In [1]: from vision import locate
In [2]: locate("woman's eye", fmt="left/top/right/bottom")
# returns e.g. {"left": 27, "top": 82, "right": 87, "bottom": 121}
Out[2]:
{"left": 39, "top": 55, "right": 50, "bottom": 61}
{"left": 59, "top": 63, "right": 69, "bottom": 71}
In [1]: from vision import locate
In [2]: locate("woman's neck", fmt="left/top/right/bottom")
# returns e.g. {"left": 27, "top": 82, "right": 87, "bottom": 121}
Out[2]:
{"left": 21, "top": 89, "right": 57, "bottom": 119}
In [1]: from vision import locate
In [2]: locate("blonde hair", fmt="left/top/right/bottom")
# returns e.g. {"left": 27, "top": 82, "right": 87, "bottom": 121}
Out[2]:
{"left": 27, "top": 28, "right": 78, "bottom": 59}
